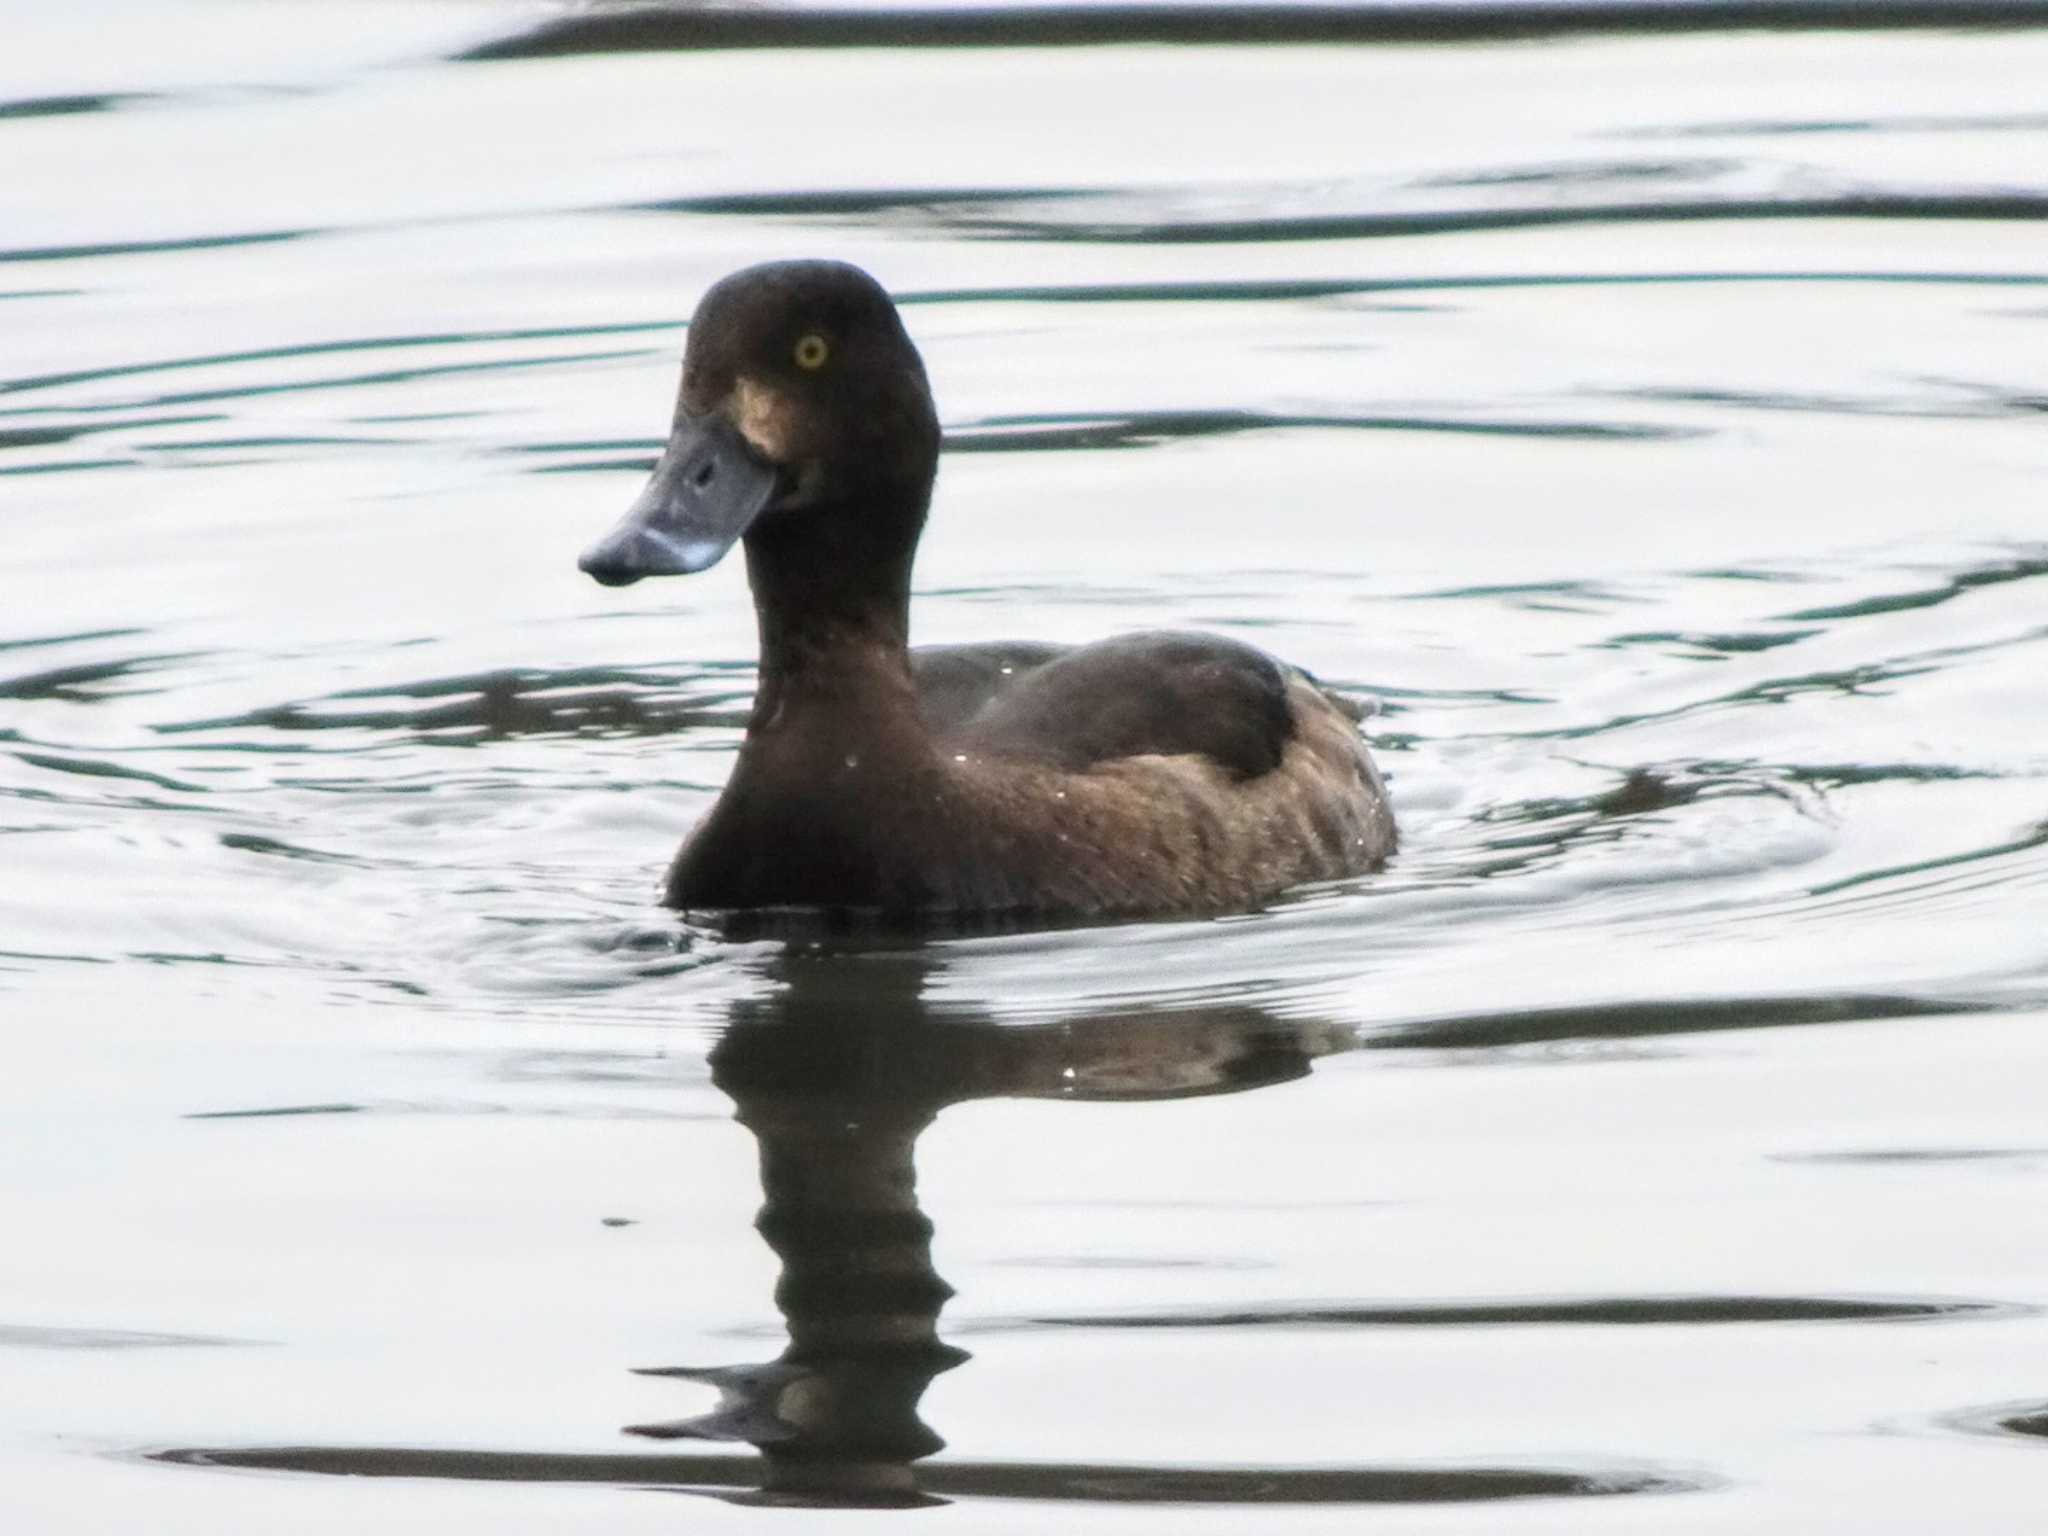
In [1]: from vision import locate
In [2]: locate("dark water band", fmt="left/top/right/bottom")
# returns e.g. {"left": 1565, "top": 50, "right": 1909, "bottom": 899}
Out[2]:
{"left": 150, "top": 1444, "right": 1711, "bottom": 1504}
{"left": 461, "top": 3, "right": 2048, "bottom": 60}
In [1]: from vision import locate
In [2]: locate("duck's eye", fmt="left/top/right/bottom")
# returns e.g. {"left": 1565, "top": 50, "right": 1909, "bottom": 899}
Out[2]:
{"left": 792, "top": 333, "right": 830, "bottom": 371}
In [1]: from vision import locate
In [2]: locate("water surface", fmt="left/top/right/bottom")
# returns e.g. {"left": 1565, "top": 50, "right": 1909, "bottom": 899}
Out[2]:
{"left": 4, "top": 2, "right": 2047, "bottom": 1529}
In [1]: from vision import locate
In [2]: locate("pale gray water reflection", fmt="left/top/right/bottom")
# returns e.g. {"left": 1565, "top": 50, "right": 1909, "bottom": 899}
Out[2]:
{"left": 5, "top": 1, "right": 2048, "bottom": 1530}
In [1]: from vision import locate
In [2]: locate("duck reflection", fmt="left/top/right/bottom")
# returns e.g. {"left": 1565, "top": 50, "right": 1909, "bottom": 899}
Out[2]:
{"left": 149, "top": 949, "right": 1711, "bottom": 1507}
{"left": 626, "top": 947, "right": 1357, "bottom": 1507}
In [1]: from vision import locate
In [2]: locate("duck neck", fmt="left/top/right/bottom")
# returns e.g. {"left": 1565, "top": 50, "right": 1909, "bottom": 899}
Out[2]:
{"left": 739, "top": 501, "right": 928, "bottom": 754}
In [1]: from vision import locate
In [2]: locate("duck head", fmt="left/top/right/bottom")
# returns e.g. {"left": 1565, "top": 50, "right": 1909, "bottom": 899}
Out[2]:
{"left": 578, "top": 260, "right": 941, "bottom": 588}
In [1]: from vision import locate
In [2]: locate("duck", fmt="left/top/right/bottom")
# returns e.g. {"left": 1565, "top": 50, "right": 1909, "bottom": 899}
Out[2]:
{"left": 578, "top": 259, "right": 1395, "bottom": 921}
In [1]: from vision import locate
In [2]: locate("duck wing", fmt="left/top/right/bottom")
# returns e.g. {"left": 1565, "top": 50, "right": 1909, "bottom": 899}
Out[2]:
{"left": 927, "top": 630, "right": 1328, "bottom": 782}
{"left": 910, "top": 641, "right": 1072, "bottom": 736}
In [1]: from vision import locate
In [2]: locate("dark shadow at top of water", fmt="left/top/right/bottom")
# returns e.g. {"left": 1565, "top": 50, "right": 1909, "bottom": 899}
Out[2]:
{"left": 457, "top": 2, "right": 2048, "bottom": 61}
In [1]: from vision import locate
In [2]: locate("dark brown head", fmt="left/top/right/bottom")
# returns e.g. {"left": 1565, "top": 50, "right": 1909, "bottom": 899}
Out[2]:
{"left": 578, "top": 260, "right": 941, "bottom": 587}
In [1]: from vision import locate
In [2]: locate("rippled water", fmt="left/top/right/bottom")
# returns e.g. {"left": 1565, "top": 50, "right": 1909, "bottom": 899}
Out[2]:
{"left": 5, "top": 1, "right": 2047, "bottom": 1528}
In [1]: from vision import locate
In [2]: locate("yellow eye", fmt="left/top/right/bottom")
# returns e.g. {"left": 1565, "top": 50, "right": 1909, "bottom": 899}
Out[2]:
{"left": 793, "top": 333, "right": 830, "bottom": 371}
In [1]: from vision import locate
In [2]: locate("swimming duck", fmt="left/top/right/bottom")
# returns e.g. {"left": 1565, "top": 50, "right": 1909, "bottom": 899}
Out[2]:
{"left": 579, "top": 260, "right": 1394, "bottom": 919}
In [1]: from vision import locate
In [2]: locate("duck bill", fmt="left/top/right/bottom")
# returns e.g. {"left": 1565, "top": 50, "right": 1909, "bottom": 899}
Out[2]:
{"left": 578, "top": 414, "right": 782, "bottom": 587}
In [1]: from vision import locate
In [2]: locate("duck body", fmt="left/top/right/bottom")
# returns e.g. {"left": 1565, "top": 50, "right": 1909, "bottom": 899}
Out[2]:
{"left": 579, "top": 260, "right": 1395, "bottom": 922}
{"left": 669, "top": 630, "right": 1393, "bottom": 918}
